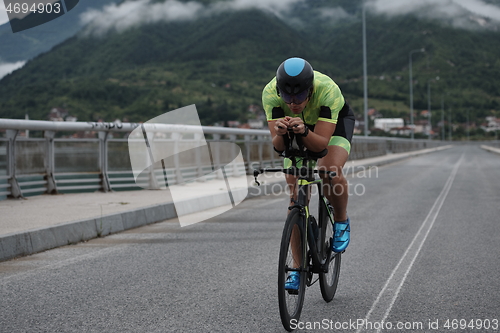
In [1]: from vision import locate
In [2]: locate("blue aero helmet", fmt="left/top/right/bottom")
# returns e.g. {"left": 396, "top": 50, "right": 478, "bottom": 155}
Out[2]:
{"left": 276, "top": 57, "right": 314, "bottom": 104}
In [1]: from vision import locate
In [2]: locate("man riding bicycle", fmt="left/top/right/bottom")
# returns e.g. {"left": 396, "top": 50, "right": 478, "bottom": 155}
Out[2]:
{"left": 262, "top": 57, "right": 355, "bottom": 291}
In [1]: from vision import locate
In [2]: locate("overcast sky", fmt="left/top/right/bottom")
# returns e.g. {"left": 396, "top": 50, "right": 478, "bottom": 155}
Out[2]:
{"left": 368, "top": 0, "right": 500, "bottom": 26}
{"left": 79, "top": 0, "right": 500, "bottom": 36}
{"left": 369, "top": 0, "right": 500, "bottom": 19}
{"left": 80, "top": 0, "right": 307, "bottom": 36}
{"left": 2, "top": 0, "right": 500, "bottom": 31}
{"left": 0, "top": 2, "right": 8, "bottom": 26}
{"left": 1, "top": 0, "right": 500, "bottom": 77}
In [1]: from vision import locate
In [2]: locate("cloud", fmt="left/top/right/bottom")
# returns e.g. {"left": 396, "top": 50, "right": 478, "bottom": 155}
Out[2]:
{"left": 455, "top": 0, "right": 500, "bottom": 19}
{"left": 0, "top": 61, "right": 26, "bottom": 80}
{"left": 80, "top": 0, "right": 204, "bottom": 36}
{"left": 212, "top": 0, "right": 305, "bottom": 14}
{"left": 317, "top": 7, "right": 352, "bottom": 21}
{"left": 80, "top": 0, "right": 306, "bottom": 36}
{"left": 367, "top": 0, "right": 500, "bottom": 29}
{"left": 0, "top": 2, "right": 9, "bottom": 26}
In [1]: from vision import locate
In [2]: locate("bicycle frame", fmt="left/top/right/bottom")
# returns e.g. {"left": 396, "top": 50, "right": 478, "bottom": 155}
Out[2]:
{"left": 293, "top": 171, "right": 334, "bottom": 276}
{"left": 254, "top": 128, "right": 337, "bottom": 272}
{"left": 254, "top": 164, "right": 335, "bottom": 276}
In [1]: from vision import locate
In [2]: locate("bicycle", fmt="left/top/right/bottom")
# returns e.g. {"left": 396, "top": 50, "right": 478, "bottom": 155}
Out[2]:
{"left": 253, "top": 128, "right": 342, "bottom": 331}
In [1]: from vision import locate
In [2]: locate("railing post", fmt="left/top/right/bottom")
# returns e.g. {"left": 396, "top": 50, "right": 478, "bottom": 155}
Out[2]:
{"left": 212, "top": 134, "right": 224, "bottom": 180}
{"left": 6, "top": 129, "right": 22, "bottom": 198}
{"left": 172, "top": 132, "right": 185, "bottom": 184}
{"left": 258, "top": 138, "right": 264, "bottom": 167}
{"left": 98, "top": 131, "right": 111, "bottom": 192}
{"left": 244, "top": 135, "right": 251, "bottom": 173}
{"left": 44, "top": 131, "right": 57, "bottom": 194}
{"left": 229, "top": 134, "right": 239, "bottom": 177}
{"left": 195, "top": 132, "right": 205, "bottom": 181}
{"left": 144, "top": 130, "right": 160, "bottom": 189}
{"left": 147, "top": 162, "right": 160, "bottom": 189}
{"left": 270, "top": 137, "right": 278, "bottom": 167}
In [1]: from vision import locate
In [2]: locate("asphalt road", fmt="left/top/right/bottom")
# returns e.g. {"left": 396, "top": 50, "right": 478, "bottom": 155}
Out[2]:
{"left": 1, "top": 144, "right": 499, "bottom": 333}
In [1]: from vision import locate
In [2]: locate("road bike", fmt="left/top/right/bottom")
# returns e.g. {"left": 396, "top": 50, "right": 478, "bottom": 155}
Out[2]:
{"left": 253, "top": 129, "right": 342, "bottom": 331}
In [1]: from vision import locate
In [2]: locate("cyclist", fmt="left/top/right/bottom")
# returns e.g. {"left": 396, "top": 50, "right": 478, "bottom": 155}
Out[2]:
{"left": 262, "top": 57, "right": 355, "bottom": 291}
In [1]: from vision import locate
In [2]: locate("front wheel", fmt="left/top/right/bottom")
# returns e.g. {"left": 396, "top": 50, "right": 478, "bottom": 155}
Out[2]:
{"left": 278, "top": 208, "right": 307, "bottom": 331}
{"left": 319, "top": 202, "right": 342, "bottom": 302}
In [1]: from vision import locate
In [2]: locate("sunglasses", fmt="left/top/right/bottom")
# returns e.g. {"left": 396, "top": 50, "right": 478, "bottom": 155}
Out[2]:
{"left": 279, "top": 89, "right": 310, "bottom": 105}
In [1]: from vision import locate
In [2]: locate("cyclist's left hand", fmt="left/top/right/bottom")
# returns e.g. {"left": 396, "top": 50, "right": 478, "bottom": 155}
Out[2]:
{"left": 287, "top": 117, "right": 307, "bottom": 136}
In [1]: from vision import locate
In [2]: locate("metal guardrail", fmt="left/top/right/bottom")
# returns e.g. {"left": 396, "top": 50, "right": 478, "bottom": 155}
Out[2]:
{"left": 0, "top": 118, "right": 444, "bottom": 200}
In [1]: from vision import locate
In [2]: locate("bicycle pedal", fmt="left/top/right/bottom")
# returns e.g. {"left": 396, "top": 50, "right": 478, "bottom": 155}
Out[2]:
{"left": 286, "top": 289, "right": 299, "bottom": 295}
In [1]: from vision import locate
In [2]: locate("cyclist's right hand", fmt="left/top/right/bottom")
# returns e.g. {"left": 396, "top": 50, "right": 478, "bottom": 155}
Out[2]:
{"left": 275, "top": 117, "right": 291, "bottom": 136}
{"left": 276, "top": 117, "right": 302, "bottom": 136}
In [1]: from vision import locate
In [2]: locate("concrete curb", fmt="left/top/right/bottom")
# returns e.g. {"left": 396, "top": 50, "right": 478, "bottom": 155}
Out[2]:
{"left": 0, "top": 145, "right": 452, "bottom": 262}
{"left": 0, "top": 184, "right": 282, "bottom": 262}
{"left": 0, "top": 203, "right": 177, "bottom": 262}
{"left": 480, "top": 145, "right": 500, "bottom": 155}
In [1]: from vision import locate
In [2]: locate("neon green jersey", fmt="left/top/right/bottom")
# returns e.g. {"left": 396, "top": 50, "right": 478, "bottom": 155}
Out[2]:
{"left": 262, "top": 70, "right": 345, "bottom": 125}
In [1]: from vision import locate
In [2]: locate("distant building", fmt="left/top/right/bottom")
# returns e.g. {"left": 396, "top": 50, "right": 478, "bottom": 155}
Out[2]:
{"left": 247, "top": 104, "right": 260, "bottom": 114}
{"left": 483, "top": 116, "right": 500, "bottom": 132}
{"left": 248, "top": 119, "right": 264, "bottom": 129}
{"left": 49, "top": 107, "right": 68, "bottom": 121}
{"left": 368, "top": 108, "right": 382, "bottom": 120}
{"left": 414, "top": 120, "right": 430, "bottom": 134}
{"left": 353, "top": 120, "right": 363, "bottom": 135}
{"left": 374, "top": 118, "right": 404, "bottom": 132}
{"left": 48, "top": 107, "right": 77, "bottom": 122}
{"left": 227, "top": 120, "right": 240, "bottom": 128}
{"left": 389, "top": 127, "right": 413, "bottom": 136}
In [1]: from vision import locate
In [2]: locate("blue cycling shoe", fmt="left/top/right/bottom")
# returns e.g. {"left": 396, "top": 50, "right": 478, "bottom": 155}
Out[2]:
{"left": 332, "top": 218, "right": 350, "bottom": 253}
{"left": 284, "top": 271, "right": 300, "bottom": 293}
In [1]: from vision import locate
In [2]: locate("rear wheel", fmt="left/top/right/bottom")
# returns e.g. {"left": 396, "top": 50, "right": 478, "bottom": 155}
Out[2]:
{"left": 278, "top": 208, "right": 307, "bottom": 331}
{"left": 319, "top": 202, "right": 341, "bottom": 302}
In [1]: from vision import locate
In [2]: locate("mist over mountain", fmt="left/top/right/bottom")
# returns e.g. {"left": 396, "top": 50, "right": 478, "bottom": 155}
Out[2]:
{"left": 76, "top": 0, "right": 500, "bottom": 35}
{"left": 0, "top": 0, "right": 499, "bottom": 137}
{"left": 368, "top": 0, "right": 500, "bottom": 30}
{"left": 79, "top": 0, "right": 309, "bottom": 36}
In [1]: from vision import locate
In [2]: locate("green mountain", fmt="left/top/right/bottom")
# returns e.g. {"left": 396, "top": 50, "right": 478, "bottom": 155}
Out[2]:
{"left": 0, "top": 8, "right": 308, "bottom": 124}
{"left": 1, "top": 0, "right": 499, "bottom": 139}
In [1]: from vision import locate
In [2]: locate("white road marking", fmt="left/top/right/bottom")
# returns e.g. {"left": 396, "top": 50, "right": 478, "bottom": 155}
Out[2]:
{"left": 357, "top": 153, "right": 464, "bottom": 333}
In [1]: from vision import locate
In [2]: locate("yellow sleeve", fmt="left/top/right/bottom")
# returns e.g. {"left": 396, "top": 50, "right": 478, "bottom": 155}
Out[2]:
{"left": 262, "top": 78, "right": 286, "bottom": 121}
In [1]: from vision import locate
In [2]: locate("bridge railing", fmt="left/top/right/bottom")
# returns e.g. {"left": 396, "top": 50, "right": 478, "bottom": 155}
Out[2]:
{"left": 0, "top": 118, "right": 444, "bottom": 200}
